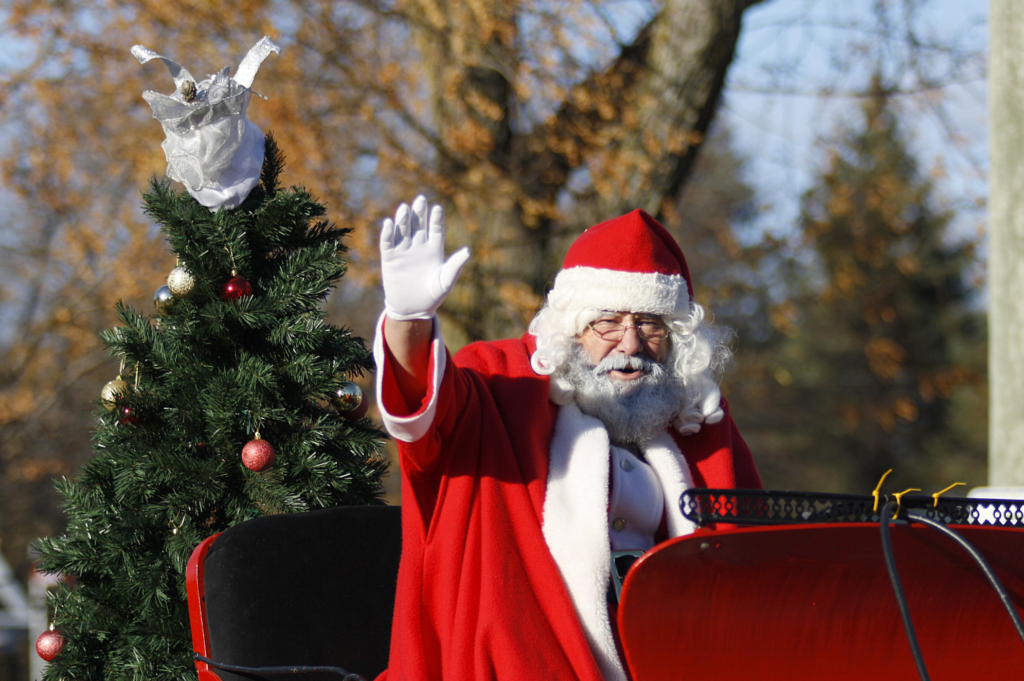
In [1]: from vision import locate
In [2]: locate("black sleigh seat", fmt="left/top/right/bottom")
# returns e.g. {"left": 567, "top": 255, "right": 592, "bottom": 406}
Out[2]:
{"left": 186, "top": 505, "right": 402, "bottom": 681}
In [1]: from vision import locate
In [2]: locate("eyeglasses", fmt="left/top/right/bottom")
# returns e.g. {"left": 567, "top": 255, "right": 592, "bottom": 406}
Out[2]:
{"left": 586, "top": 316, "right": 670, "bottom": 342}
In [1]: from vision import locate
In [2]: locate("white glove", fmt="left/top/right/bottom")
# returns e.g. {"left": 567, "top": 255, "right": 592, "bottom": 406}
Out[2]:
{"left": 380, "top": 195, "right": 470, "bottom": 321}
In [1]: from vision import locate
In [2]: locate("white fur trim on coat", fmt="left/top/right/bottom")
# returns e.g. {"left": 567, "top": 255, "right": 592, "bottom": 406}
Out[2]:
{"left": 542, "top": 405, "right": 696, "bottom": 681}
{"left": 643, "top": 431, "right": 698, "bottom": 538}
{"left": 373, "top": 312, "right": 446, "bottom": 443}
{"left": 549, "top": 266, "right": 690, "bottom": 317}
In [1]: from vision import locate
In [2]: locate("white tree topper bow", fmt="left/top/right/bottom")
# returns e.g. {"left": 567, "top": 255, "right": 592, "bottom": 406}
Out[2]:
{"left": 132, "top": 37, "right": 281, "bottom": 211}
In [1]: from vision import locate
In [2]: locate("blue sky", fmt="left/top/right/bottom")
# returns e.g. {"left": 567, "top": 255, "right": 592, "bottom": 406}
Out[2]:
{"left": 722, "top": 0, "right": 988, "bottom": 246}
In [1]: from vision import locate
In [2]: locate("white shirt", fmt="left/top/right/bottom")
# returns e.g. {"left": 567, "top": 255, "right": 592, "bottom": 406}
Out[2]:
{"left": 608, "top": 444, "right": 664, "bottom": 551}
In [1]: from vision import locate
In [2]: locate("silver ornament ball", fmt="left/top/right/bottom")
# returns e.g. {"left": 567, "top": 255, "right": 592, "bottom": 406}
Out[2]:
{"left": 153, "top": 285, "right": 178, "bottom": 315}
{"left": 330, "top": 382, "right": 363, "bottom": 412}
{"left": 167, "top": 266, "right": 196, "bottom": 298}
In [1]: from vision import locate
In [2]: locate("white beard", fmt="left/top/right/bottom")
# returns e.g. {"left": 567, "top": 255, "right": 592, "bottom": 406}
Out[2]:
{"left": 559, "top": 344, "right": 686, "bottom": 446}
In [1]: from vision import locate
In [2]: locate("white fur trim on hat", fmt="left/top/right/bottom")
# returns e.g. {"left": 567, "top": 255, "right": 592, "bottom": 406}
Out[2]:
{"left": 549, "top": 266, "right": 690, "bottom": 316}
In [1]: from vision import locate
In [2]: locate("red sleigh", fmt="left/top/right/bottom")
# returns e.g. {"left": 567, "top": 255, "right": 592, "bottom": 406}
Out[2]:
{"left": 185, "top": 492, "right": 1024, "bottom": 680}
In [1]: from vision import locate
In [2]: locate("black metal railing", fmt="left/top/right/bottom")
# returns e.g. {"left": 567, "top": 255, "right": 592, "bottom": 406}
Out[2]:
{"left": 681, "top": 489, "right": 1024, "bottom": 528}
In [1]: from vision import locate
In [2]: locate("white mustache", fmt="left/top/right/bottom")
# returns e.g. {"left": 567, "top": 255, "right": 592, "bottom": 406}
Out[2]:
{"left": 593, "top": 353, "right": 658, "bottom": 375}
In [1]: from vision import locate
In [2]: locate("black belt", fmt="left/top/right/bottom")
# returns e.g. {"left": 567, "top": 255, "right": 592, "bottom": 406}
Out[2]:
{"left": 608, "top": 550, "right": 645, "bottom": 604}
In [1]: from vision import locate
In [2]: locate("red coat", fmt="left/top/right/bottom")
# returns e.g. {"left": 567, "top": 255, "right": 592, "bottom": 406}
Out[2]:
{"left": 374, "top": 328, "right": 762, "bottom": 681}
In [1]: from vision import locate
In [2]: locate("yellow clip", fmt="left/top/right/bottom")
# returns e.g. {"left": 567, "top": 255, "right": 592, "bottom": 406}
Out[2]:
{"left": 872, "top": 469, "right": 893, "bottom": 512}
{"left": 932, "top": 482, "right": 966, "bottom": 508}
{"left": 891, "top": 488, "right": 921, "bottom": 519}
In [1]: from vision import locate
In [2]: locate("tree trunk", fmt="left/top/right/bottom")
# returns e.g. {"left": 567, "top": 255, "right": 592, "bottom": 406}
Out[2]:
{"left": 414, "top": 0, "right": 762, "bottom": 343}
{"left": 988, "top": 0, "right": 1024, "bottom": 486}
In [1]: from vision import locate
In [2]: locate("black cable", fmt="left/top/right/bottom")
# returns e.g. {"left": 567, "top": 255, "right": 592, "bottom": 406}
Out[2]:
{"left": 193, "top": 652, "right": 367, "bottom": 680}
{"left": 880, "top": 500, "right": 930, "bottom": 681}
{"left": 906, "top": 509, "right": 1024, "bottom": 647}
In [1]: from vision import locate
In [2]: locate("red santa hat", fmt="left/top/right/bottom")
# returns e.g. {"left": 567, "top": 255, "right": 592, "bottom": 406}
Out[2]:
{"left": 547, "top": 209, "right": 693, "bottom": 317}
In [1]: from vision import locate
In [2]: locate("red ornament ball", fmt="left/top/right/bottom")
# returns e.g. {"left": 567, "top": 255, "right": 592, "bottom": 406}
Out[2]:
{"left": 118, "top": 406, "right": 140, "bottom": 425}
{"left": 221, "top": 275, "right": 253, "bottom": 301}
{"left": 241, "top": 437, "right": 275, "bottom": 471}
{"left": 36, "top": 628, "right": 66, "bottom": 661}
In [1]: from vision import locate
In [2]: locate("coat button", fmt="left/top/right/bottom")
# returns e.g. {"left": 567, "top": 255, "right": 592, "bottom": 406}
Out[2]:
{"left": 612, "top": 517, "right": 627, "bottom": 532}
{"left": 620, "top": 458, "right": 634, "bottom": 472}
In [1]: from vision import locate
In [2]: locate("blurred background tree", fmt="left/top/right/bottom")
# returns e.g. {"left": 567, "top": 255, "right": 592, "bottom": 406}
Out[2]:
{"left": 717, "top": 85, "right": 986, "bottom": 492}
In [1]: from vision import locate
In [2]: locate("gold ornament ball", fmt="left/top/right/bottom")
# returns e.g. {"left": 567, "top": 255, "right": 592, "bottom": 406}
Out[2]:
{"left": 180, "top": 80, "right": 198, "bottom": 104}
{"left": 330, "top": 381, "right": 363, "bottom": 413}
{"left": 167, "top": 266, "right": 196, "bottom": 298}
{"left": 101, "top": 378, "right": 130, "bottom": 411}
{"left": 153, "top": 285, "right": 178, "bottom": 316}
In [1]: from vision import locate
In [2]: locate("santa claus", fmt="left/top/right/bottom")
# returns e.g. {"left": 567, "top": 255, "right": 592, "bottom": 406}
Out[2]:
{"left": 373, "top": 196, "right": 762, "bottom": 681}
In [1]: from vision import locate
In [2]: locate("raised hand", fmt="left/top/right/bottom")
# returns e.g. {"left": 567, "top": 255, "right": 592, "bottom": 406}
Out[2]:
{"left": 380, "top": 195, "right": 470, "bottom": 321}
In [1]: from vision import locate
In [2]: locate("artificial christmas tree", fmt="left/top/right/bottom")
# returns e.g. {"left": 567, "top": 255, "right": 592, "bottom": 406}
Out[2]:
{"left": 32, "top": 39, "right": 387, "bottom": 680}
